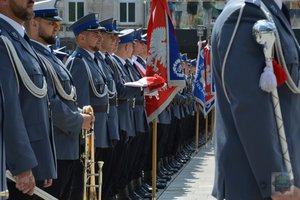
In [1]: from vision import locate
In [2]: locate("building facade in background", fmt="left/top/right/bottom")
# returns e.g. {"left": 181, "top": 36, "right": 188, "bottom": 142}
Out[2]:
{"left": 51, "top": 0, "right": 300, "bottom": 56}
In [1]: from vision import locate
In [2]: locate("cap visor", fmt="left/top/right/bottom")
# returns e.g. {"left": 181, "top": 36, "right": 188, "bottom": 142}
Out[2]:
{"left": 42, "top": 16, "right": 63, "bottom": 22}
{"left": 86, "top": 26, "right": 106, "bottom": 32}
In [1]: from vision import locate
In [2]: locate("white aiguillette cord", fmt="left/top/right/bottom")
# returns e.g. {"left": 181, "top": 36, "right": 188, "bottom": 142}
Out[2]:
{"left": 0, "top": 35, "right": 47, "bottom": 98}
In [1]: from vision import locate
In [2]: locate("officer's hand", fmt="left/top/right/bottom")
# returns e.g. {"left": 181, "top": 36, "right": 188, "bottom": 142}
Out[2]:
{"left": 43, "top": 179, "right": 52, "bottom": 188}
{"left": 81, "top": 113, "right": 95, "bottom": 130}
{"left": 15, "top": 169, "right": 35, "bottom": 195}
{"left": 272, "top": 186, "right": 300, "bottom": 200}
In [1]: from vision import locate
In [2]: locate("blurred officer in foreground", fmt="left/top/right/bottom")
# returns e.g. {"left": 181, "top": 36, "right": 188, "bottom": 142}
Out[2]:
{"left": 211, "top": 0, "right": 300, "bottom": 199}
{"left": 0, "top": 0, "right": 57, "bottom": 199}
{"left": 25, "top": 1, "right": 94, "bottom": 199}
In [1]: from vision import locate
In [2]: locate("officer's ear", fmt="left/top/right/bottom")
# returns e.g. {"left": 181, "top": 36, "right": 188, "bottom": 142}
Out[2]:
{"left": 31, "top": 18, "right": 39, "bottom": 29}
{"left": 76, "top": 32, "right": 87, "bottom": 43}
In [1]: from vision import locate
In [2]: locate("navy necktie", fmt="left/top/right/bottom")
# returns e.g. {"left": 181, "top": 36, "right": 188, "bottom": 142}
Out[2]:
{"left": 23, "top": 33, "right": 31, "bottom": 44}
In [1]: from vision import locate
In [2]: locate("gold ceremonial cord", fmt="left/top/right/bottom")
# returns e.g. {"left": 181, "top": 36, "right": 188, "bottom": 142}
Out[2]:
{"left": 82, "top": 106, "right": 104, "bottom": 200}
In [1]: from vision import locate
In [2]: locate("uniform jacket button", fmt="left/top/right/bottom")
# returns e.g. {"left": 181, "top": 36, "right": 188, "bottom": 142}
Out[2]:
{"left": 260, "top": 181, "right": 267, "bottom": 189}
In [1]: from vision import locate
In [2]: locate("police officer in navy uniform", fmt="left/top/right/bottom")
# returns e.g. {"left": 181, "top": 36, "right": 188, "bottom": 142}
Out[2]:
{"left": 131, "top": 33, "right": 158, "bottom": 194}
{"left": 66, "top": 13, "right": 109, "bottom": 200}
{"left": 212, "top": 0, "right": 300, "bottom": 199}
{"left": 98, "top": 19, "right": 146, "bottom": 199}
{"left": 128, "top": 29, "right": 153, "bottom": 199}
{"left": 95, "top": 18, "right": 122, "bottom": 200}
{"left": 119, "top": 28, "right": 150, "bottom": 199}
{"left": 97, "top": 18, "right": 120, "bottom": 146}
{"left": 112, "top": 29, "right": 144, "bottom": 199}
{"left": 0, "top": 0, "right": 57, "bottom": 199}
{"left": 25, "top": 1, "right": 94, "bottom": 199}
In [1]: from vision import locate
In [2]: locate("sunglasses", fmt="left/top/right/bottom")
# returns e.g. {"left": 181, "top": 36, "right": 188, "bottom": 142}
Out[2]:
{"left": 48, "top": 21, "right": 61, "bottom": 26}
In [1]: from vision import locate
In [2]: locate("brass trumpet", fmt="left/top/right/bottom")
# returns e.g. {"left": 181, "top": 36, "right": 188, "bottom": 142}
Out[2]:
{"left": 82, "top": 106, "right": 104, "bottom": 200}
{"left": 0, "top": 189, "right": 8, "bottom": 197}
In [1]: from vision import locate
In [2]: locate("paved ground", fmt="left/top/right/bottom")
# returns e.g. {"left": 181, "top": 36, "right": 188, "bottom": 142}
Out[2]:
{"left": 158, "top": 143, "right": 216, "bottom": 200}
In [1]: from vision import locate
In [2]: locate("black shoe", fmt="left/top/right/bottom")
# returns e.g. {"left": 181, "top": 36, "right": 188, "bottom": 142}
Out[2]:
{"left": 176, "top": 158, "right": 186, "bottom": 164}
{"left": 169, "top": 161, "right": 181, "bottom": 170}
{"left": 140, "top": 186, "right": 151, "bottom": 194}
{"left": 156, "top": 181, "right": 167, "bottom": 189}
{"left": 165, "top": 164, "right": 178, "bottom": 173}
{"left": 162, "top": 167, "right": 173, "bottom": 176}
{"left": 158, "top": 172, "right": 171, "bottom": 181}
{"left": 142, "top": 182, "right": 152, "bottom": 193}
{"left": 157, "top": 177, "right": 167, "bottom": 184}
{"left": 157, "top": 175, "right": 168, "bottom": 183}
{"left": 129, "top": 192, "right": 143, "bottom": 200}
{"left": 136, "top": 188, "right": 152, "bottom": 199}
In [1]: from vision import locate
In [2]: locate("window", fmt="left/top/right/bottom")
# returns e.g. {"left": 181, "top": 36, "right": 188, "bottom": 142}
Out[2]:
{"left": 67, "top": 0, "right": 84, "bottom": 22}
{"left": 286, "top": 0, "right": 300, "bottom": 28}
{"left": 120, "top": 2, "right": 136, "bottom": 23}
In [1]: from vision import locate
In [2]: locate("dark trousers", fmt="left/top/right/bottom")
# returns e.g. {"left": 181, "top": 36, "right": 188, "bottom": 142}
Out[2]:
{"left": 111, "top": 131, "right": 130, "bottom": 194}
{"left": 7, "top": 181, "right": 43, "bottom": 200}
{"left": 157, "top": 123, "right": 171, "bottom": 161}
{"left": 128, "top": 134, "right": 143, "bottom": 181}
{"left": 132, "top": 132, "right": 151, "bottom": 180}
{"left": 166, "top": 120, "right": 177, "bottom": 158}
{"left": 95, "top": 147, "right": 114, "bottom": 200}
{"left": 171, "top": 117, "right": 182, "bottom": 156}
{"left": 142, "top": 128, "right": 152, "bottom": 172}
{"left": 44, "top": 159, "right": 78, "bottom": 199}
{"left": 64, "top": 159, "right": 84, "bottom": 200}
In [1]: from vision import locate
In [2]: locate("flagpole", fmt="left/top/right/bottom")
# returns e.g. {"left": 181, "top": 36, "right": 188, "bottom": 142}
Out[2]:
{"left": 210, "top": 108, "right": 215, "bottom": 144}
{"left": 205, "top": 114, "right": 208, "bottom": 148}
{"left": 195, "top": 103, "right": 200, "bottom": 152}
{"left": 152, "top": 117, "right": 158, "bottom": 200}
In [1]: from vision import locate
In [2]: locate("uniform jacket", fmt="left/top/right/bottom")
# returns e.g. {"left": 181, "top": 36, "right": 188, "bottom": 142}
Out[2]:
{"left": 0, "top": 18, "right": 56, "bottom": 180}
{"left": 32, "top": 41, "right": 83, "bottom": 160}
{"left": 112, "top": 55, "right": 143, "bottom": 137}
{"left": 95, "top": 51, "right": 120, "bottom": 142}
{"left": 212, "top": 0, "right": 300, "bottom": 199}
{"left": 67, "top": 47, "right": 110, "bottom": 148}
{"left": 127, "top": 59, "right": 148, "bottom": 133}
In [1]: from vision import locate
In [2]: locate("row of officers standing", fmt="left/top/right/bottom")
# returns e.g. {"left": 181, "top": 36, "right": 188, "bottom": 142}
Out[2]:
{"left": 0, "top": 0, "right": 199, "bottom": 200}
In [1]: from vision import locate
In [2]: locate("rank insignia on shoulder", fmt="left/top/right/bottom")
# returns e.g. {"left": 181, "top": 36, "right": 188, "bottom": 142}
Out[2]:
{"left": 75, "top": 53, "right": 82, "bottom": 59}
{"left": 10, "top": 31, "right": 19, "bottom": 40}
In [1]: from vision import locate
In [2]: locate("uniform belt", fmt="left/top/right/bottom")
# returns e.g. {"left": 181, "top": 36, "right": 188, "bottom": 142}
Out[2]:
{"left": 91, "top": 105, "right": 108, "bottom": 113}
{"left": 135, "top": 100, "right": 144, "bottom": 106}
{"left": 109, "top": 97, "right": 118, "bottom": 106}
{"left": 129, "top": 99, "right": 135, "bottom": 108}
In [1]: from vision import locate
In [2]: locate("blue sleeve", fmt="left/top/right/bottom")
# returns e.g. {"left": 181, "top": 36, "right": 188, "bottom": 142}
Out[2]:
{"left": 67, "top": 58, "right": 90, "bottom": 108}
{"left": 0, "top": 38, "right": 38, "bottom": 175}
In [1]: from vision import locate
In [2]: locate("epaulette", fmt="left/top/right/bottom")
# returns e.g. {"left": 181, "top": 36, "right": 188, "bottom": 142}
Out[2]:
{"left": 74, "top": 53, "right": 82, "bottom": 59}
{"left": 244, "top": 0, "right": 261, "bottom": 7}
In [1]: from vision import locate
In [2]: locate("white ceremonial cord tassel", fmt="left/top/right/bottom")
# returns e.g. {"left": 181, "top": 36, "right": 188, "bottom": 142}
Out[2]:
{"left": 259, "top": 60, "right": 277, "bottom": 92}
